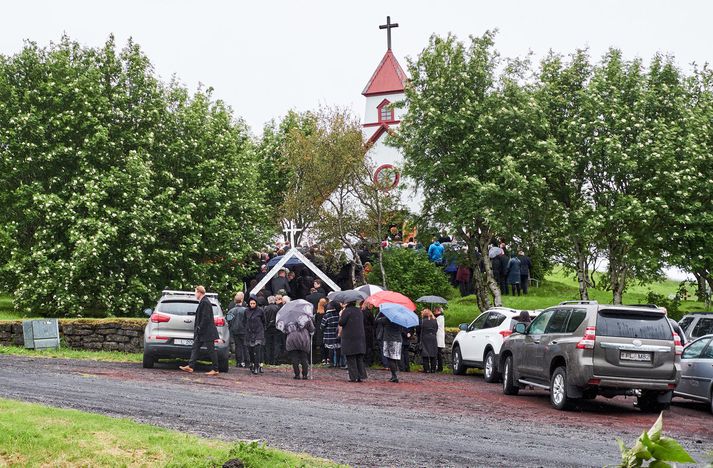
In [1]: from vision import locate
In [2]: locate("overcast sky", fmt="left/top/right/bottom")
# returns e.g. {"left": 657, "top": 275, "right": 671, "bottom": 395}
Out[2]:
{"left": 1, "top": 1, "right": 710, "bottom": 135}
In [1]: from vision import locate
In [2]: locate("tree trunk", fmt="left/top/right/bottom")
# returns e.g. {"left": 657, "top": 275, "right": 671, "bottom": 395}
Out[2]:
{"left": 478, "top": 231, "right": 502, "bottom": 307}
{"left": 693, "top": 270, "right": 707, "bottom": 302}
{"left": 609, "top": 258, "right": 627, "bottom": 305}
{"left": 463, "top": 234, "right": 490, "bottom": 312}
{"left": 574, "top": 240, "right": 590, "bottom": 300}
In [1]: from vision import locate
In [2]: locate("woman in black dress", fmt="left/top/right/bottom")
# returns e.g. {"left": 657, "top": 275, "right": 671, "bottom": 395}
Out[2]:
{"left": 419, "top": 309, "right": 438, "bottom": 373}
{"left": 244, "top": 297, "right": 266, "bottom": 375}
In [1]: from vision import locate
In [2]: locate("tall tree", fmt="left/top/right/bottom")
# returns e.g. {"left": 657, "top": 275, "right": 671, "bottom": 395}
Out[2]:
{"left": 586, "top": 50, "right": 684, "bottom": 303}
{"left": 535, "top": 50, "right": 599, "bottom": 299}
{"left": 394, "top": 32, "right": 549, "bottom": 310}
{"left": 0, "top": 36, "right": 270, "bottom": 316}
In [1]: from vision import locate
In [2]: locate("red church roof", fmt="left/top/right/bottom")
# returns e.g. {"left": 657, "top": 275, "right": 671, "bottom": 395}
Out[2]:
{"left": 362, "top": 49, "right": 408, "bottom": 96}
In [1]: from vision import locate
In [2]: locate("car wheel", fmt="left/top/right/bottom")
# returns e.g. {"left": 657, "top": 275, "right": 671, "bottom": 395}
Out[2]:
{"left": 550, "top": 366, "right": 573, "bottom": 411}
{"left": 483, "top": 350, "right": 500, "bottom": 383}
{"left": 502, "top": 355, "right": 519, "bottom": 395}
{"left": 142, "top": 353, "right": 154, "bottom": 369}
{"left": 218, "top": 355, "right": 230, "bottom": 373}
{"left": 452, "top": 346, "right": 467, "bottom": 375}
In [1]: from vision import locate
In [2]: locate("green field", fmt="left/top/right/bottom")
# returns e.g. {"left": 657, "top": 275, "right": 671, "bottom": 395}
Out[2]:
{"left": 0, "top": 398, "right": 340, "bottom": 468}
{"left": 444, "top": 268, "right": 709, "bottom": 327}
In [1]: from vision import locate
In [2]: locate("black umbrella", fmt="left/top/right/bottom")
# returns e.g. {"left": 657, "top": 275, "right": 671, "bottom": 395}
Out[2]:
{"left": 330, "top": 290, "right": 366, "bottom": 303}
{"left": 416, "top": 295, "right": 448, "bottom": 304}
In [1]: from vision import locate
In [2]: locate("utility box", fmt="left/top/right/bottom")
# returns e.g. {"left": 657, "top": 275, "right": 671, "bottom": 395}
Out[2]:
{"left": 22, "top": 319, "right": 60, "bottom": 349}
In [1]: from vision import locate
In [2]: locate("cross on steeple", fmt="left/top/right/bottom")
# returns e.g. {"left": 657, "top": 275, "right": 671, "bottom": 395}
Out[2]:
{"left": 379, "top": 16, "right": 399, "bottom": 50}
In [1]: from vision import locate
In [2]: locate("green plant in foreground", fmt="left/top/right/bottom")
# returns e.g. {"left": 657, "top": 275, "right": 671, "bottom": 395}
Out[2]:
{"left": 616, "top": 412, "right": 695, "bottom": 467}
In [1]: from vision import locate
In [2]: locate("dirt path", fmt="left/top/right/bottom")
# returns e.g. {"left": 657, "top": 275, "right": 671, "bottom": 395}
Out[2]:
{"left": 0, "top": 355, "right": 710, "bottom": 467}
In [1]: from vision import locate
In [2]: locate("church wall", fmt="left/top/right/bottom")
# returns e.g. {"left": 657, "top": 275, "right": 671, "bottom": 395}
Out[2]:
{"left": 363, "top": 92, "right": 407, "bottom": 125}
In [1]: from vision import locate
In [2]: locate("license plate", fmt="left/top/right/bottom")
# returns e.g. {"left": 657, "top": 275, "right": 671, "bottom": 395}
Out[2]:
{"left": 174, "top": 339, "right": 193, "bottom": 346}
{"left": 620, "top": 351, "right": 652, "bottom": 362}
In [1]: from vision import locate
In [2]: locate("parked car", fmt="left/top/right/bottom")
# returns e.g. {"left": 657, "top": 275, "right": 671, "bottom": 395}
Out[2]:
{"left": 678, "top": 313, "right": 713, "bottom": 342}
{"left": 674, "top": 334, "right": 713, "bottom": 413}
{"left": 500, "top": 301, "right": 682, "bottom": 411}
{"left": 142, "top": 290, "right": 230, "bottom": 372}
{"left": 451, "top": 308, "right": 535, "bottom": 383}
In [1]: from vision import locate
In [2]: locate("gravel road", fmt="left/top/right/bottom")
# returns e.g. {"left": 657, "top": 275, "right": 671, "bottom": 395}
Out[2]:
{"left": 0, "top": 355, "right": 710, "bottom": 467}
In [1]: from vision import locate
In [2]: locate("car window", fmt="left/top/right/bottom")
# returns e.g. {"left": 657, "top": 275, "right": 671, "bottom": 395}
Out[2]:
{"left": 682, "top": 337, "right": 710, "bottom": 359}
{"left": 469, "top": 313, "right": 489, "bottom": 331}
{"left": 484, "top": 312, "right": 507, "bottom": 329}
{"left": 529, "top": 310, "right": 554, "bottom": 335}
{"left": 596, "top": 309, "right": 672, "bottom": 340}
{"left": 678, "top": 316, "right": 694, "bottom": 332}
{"left": 157, "top": 300, "right": 219, "bottom": 316}
{"left": 691, "top": 318, "right": 713, "bottom": 338}
{"left": 545, "top": 309, "right": 570, "bottom": 334}
{"left": 565, "top": 308, "right": 587, "bottom": 333}
{"left": 701, "top": 339, "right": 713, "bottom": 359}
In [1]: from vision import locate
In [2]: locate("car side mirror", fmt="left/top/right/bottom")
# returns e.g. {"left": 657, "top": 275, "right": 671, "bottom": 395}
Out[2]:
{"left": 458, "top": 323, "right": 468, "bottom": 331}
{"left": 144, "top": 308, "right": 153, "bottom": 317}
{"left": 514, "top": 323, "right": 527, "bottom": 334}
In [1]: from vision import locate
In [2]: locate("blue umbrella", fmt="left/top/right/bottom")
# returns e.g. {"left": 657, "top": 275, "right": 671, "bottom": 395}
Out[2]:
{"left": 266, "top": 255, "right": 303, "bottom": 268}
{"left": 379, "top": 303, "right": 419, "bottom": 329}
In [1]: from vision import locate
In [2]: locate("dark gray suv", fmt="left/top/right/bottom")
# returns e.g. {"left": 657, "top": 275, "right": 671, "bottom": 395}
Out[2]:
{"left": 500, "top": 301, "right": 682, "bottom": 411}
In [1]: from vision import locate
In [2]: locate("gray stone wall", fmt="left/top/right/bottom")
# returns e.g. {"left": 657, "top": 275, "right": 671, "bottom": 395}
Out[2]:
{"left": 0, "top": 319, "right": 145, "bottom": 353}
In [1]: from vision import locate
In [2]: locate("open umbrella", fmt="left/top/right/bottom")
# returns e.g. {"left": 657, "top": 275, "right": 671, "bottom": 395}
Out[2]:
{"left": 266, "top": 255, "right": 303, "bottom": 268}
{"left": 356, "top": 284, "right": 384, "bottom": 297}
{"left": 330, "top": 289, "right": 366, "bottom": 304}
{"left": 275, "top": 299, "right": 314, "bottom": 331}
{"left": 416, "top": 295, "right": 449, "bottom": 305}
{"left": 364, "top": 291, "right": 416, "bottom": 311}
{"left": 379, "top": 303, "right": 420, "bottom": 328}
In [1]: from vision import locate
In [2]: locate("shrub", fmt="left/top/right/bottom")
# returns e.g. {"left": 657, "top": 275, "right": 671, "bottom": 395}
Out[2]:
{"left": 645, "top": 291, "right": 682, "bottom": 321}
{"left": 368, "top": 248, "right": 453, "bottom": 301}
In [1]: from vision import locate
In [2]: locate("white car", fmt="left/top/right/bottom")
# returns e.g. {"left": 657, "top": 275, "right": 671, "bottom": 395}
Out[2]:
{"left": 451, "top": 307, "right": 535, "bottom": 382}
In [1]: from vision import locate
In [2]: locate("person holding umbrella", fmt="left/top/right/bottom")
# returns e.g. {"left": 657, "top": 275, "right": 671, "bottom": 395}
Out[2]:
{"left": 338, "top": 300, "right": 367, "bottom": 383}
{"left": 277, "top": 299, "right": 315, "bottom": 380}
{"left": 419, "top": 309, "right": 439, "bottom": 373}
{"left": 375, "top": 303, "right": 419, "bottom": 383}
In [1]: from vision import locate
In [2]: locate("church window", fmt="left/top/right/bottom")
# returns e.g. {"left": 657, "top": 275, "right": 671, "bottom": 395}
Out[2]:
{"left": 377, "top": 99, "right": 393, "bottom": 122}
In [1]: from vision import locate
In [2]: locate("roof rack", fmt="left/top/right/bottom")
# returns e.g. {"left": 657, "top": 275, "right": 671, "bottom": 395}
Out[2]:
{"left": 161, "top": 289, "right": 219, "bottom": 299}
{"left": 559, "top": 300, "right": 599, "bottom": 305}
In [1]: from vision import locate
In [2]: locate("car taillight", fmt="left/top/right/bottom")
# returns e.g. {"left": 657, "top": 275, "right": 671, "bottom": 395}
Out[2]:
{"left": 673, "top": 332, "right": 683, "bottom": 356}
{"left": 499, "top": 330, "right": 513, "bottom": 338}
{"left": 576, "top": 326, "right": 596, "bottom": 349}
{"left": 150, "top": 313, "right": 171, "bottom": 323}
{"left": 214, "top": 317, "right": 226, "bottom": 326}
{"left": 214, "top": 339, "right": 224, "bottom": 344}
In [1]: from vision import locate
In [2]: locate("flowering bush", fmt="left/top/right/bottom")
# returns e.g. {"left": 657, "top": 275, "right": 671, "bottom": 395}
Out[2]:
{"left": 0, "top": 36, "right": 270, "bottom": 316}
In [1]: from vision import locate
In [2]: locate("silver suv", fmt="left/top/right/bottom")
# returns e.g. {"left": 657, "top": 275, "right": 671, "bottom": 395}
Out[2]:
{"left": 142, "top": 290, "right": 230, "bottom": 372}
{"left": 500, "top": 301, "right": 682, "bottom": 411}
{"left": 678, "top": 313, "right": 713, "bottom": 342}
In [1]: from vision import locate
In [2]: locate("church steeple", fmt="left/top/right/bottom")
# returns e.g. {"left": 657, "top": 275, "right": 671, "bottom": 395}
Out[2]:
{"left": 379, "top": 15, "right": 399, "bottom": 50}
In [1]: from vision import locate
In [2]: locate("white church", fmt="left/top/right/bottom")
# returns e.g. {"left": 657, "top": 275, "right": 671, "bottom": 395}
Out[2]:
{"left": 361, "top": 16, "right": 422, "bottom": 213}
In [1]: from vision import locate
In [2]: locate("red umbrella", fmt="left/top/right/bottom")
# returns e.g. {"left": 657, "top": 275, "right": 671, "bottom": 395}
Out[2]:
{"left": 364, "top": 291, "right": 416, "bottom": 311}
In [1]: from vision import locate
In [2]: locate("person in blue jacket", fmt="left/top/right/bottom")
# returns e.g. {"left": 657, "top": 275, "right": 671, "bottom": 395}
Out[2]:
{"left": 427, "top": 239, "right": 444, "bottom": 264}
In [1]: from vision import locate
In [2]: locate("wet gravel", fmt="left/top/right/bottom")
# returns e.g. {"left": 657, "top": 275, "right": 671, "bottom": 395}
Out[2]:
{"left": 0, "top": 355, "right": 710, "bottom": 467}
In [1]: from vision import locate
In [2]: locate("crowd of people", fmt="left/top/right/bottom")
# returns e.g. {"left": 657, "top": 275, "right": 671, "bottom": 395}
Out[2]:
{"left": 223, "top": 288, "right": 448, "bottom": 383}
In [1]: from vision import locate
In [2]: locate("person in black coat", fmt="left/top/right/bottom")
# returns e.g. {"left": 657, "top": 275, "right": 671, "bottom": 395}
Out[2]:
{"left": 180, "top": 286, "right": 219, "bottom": 375}
{"left": 270, "top": 269, "right": 291, "bottom": 296}
{"left": 419, "top": 309, "right": 439, "bottom": 373}
{"left": 376, "top": 314, "right": 404, "bottom": 383}
{"left": 305, "top": 288, "right": 326, "bottom": 309}
{"left": 244, "top": 297, "right": 266, "bottom": 374}
{"left": 338, "top": 301, "right": 367, "bottom": 382}
{"left": 263, "top": 296, "right": 282, "bottom": 365}
{"left": 362, "top": 305, "right": 376, "bottom": 366}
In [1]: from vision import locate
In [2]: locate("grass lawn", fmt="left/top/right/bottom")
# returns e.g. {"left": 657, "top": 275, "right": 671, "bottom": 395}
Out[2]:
{"left": 0, "top": 345, "right": 144, "bottom": 363}
{"left": 0, "top": 398, "right": 341, "bottom": 468}
{"left": 444, "top": 268, "right": 710, "bottom": 327}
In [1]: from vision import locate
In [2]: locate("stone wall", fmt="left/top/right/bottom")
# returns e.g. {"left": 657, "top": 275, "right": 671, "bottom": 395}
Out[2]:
{"left": 0, "top": 319, "right": 145, "bottom": 353}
